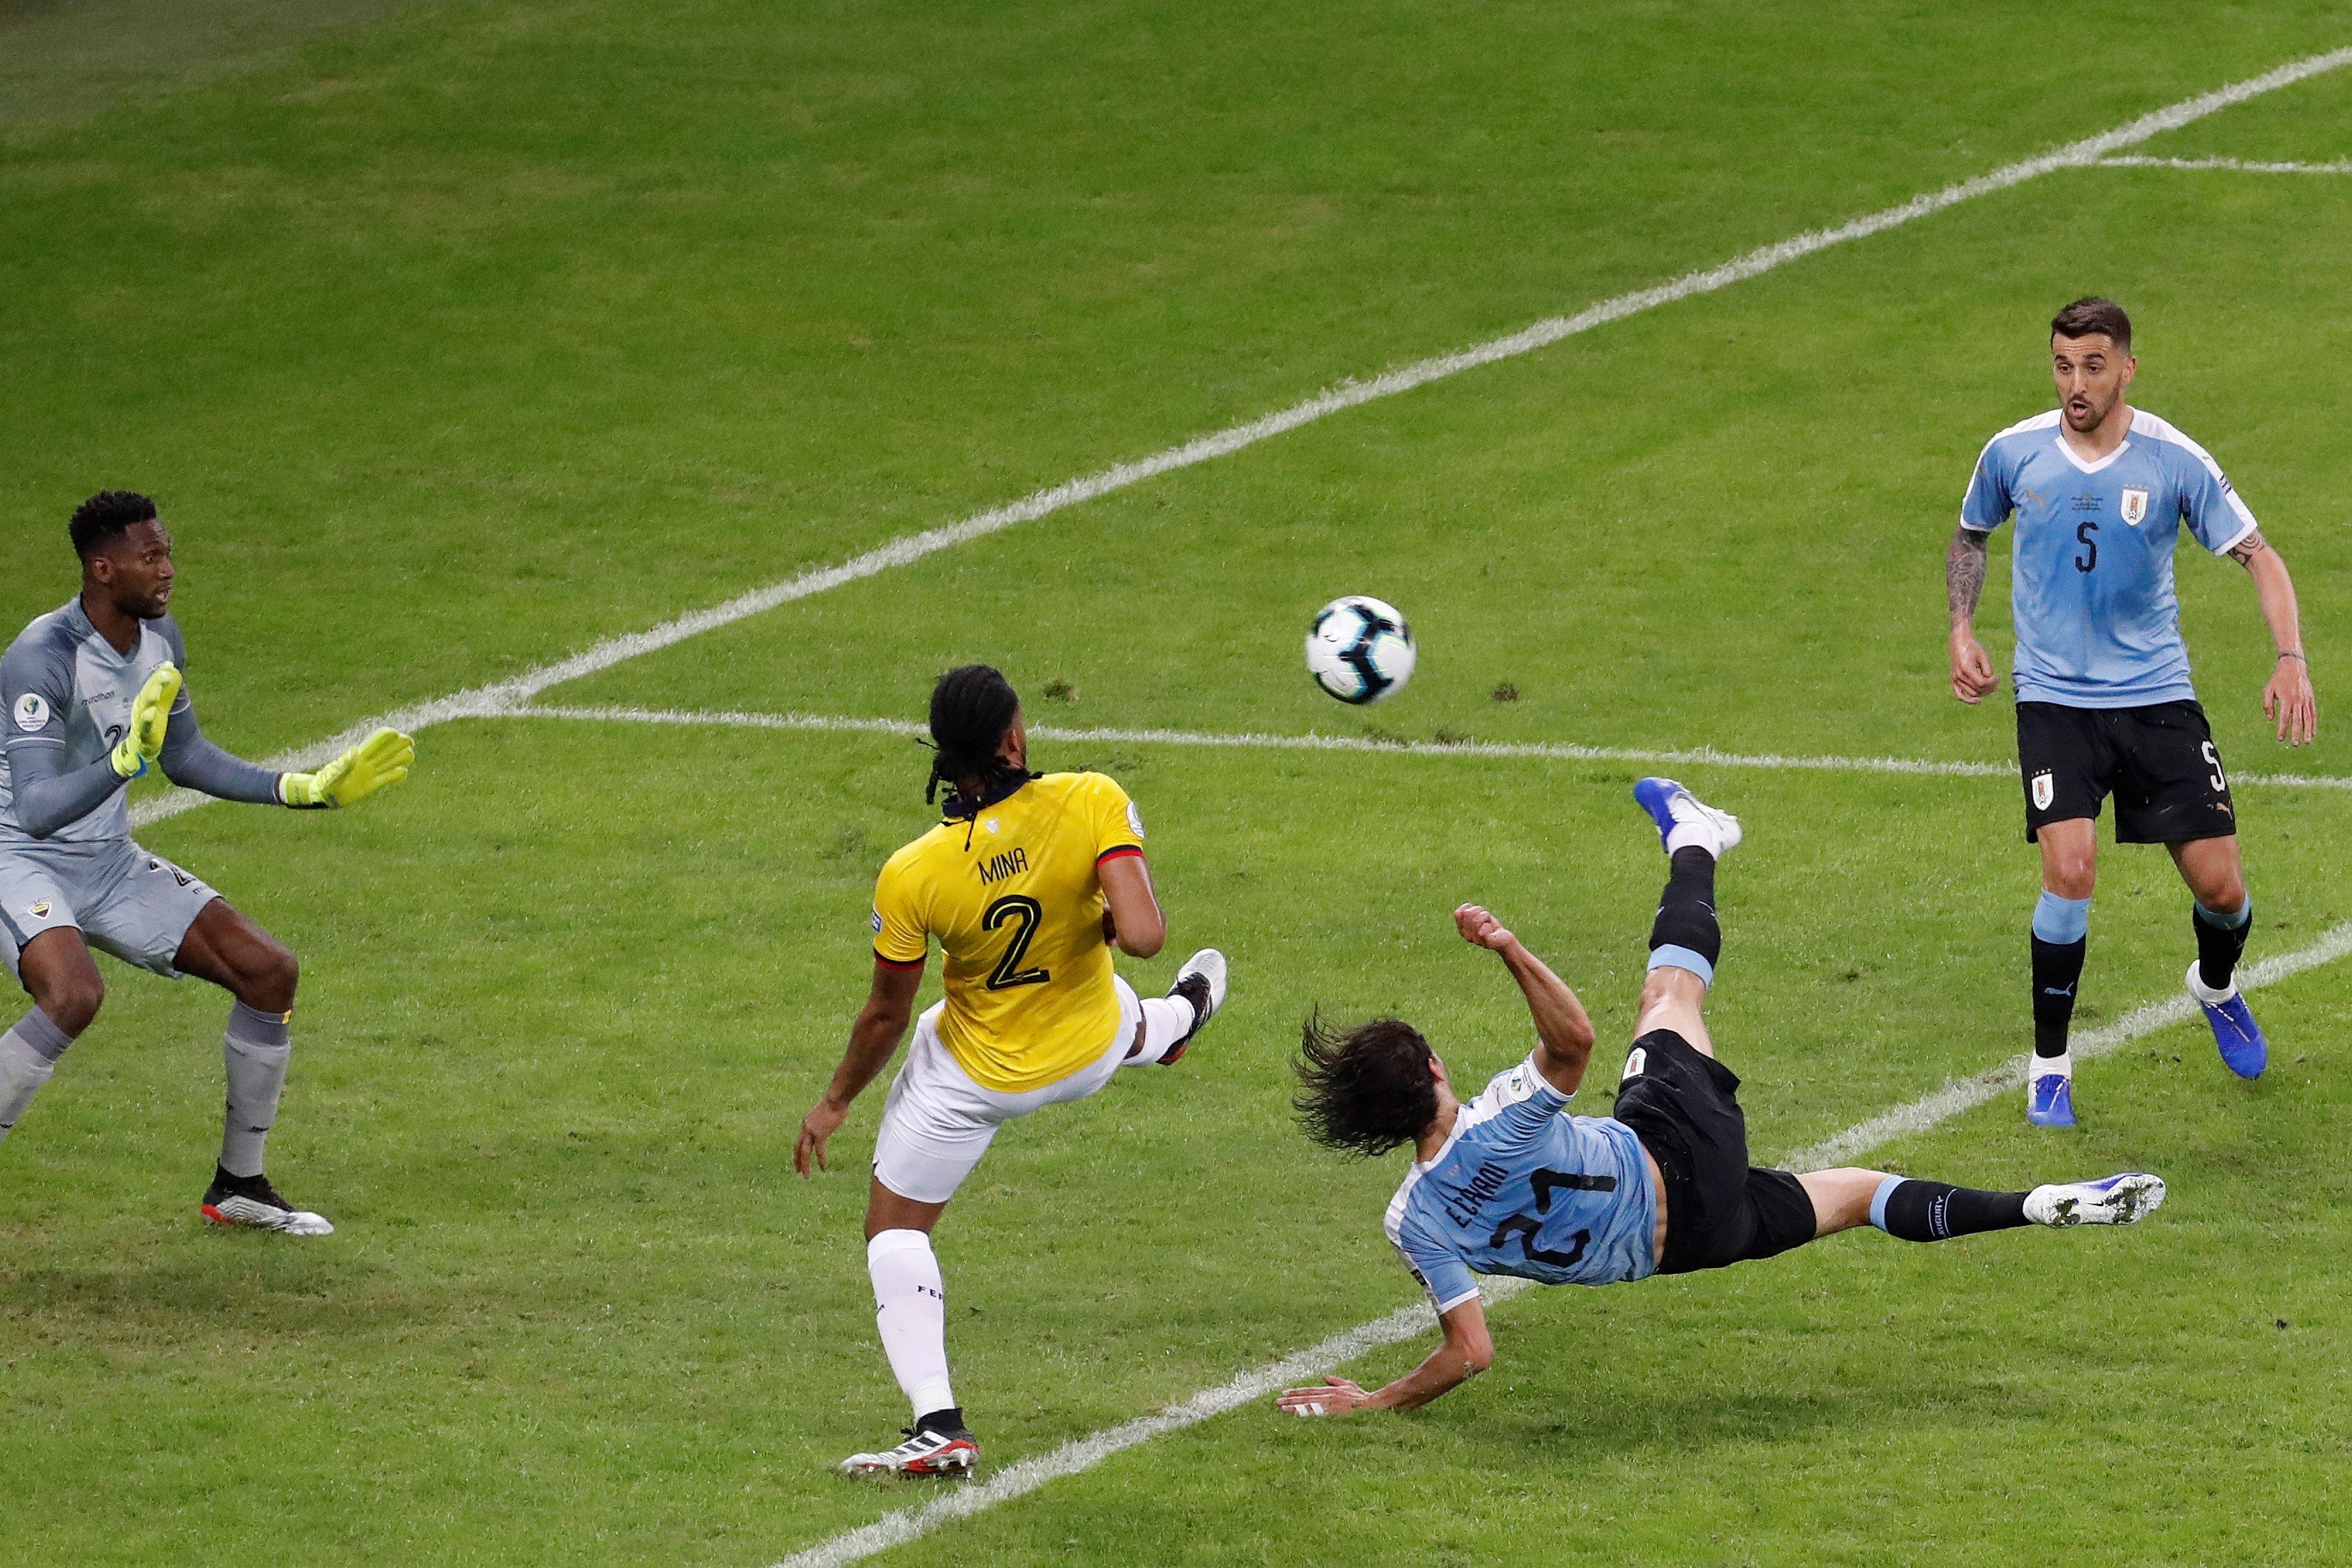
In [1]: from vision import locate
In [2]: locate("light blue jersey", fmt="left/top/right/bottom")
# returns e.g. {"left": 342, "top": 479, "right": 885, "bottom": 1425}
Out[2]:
{"left": 1384, "top": 1055, "right": 1658, "bottom": 1311}
{"left": 1960, "top": 408, "right": 2257, "bottom": 708}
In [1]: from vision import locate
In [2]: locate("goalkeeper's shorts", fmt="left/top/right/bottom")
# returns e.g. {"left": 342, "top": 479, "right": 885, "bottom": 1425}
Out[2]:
{"left": 872, "top": 977, "right": 1142, "bottom": 1205}
{"left": 0, "top": 837, "right": 218, "bottom": 981}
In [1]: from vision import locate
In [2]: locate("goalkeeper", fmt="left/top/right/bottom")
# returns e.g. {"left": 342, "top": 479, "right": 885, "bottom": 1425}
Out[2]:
{"left": 0, "top": 492, "right": 414, "bottom": 1234}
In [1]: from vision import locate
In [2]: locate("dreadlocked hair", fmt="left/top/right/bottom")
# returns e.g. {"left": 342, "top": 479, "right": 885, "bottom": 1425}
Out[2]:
{"left": 925, "top": 664, "right": 1035, "bottom": 813}
{"left": 1293, "top": 1012, "right": 1440, "bottom": 1157}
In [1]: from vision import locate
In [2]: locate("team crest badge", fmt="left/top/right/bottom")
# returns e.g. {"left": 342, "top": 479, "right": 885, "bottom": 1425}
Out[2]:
{"left": 1620, "top": 1047, "right": 1647, "bottom": 1083}
{"left": 2032, "top": 770, "right": 2056, "bottom": 811}
{"left": 2119, "top": 487, "right": 2149, "bottom": 526}
{"left": 27, "top": 902, "right": 50, "bottom": 919}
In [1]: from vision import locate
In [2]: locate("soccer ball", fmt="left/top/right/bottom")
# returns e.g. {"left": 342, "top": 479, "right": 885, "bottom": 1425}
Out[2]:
{"left": 1305, "top": 595, "right": 1417, "bottom": 704}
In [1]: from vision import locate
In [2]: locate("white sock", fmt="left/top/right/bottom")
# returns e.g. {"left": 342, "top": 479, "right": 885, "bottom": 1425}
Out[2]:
{"left": 868, "top": 1229, "right": 954, "bottom": 1420}
{"left": 1123, "top": 995, "right": 1198, "bottom": 1067}
{"left": 2186, "top": 965, "right": 2237, "bottom": 1005}
{"left": 2032, "top": 1050, "right": 2073, "bottom": 1080}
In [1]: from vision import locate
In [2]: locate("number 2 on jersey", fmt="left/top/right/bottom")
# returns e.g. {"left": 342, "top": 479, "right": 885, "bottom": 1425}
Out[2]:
{"left": 981, "top": 894, "right": 1052, "bottom": 990}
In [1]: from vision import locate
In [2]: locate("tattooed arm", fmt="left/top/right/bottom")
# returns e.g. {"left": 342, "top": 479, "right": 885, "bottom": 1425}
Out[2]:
{"left": 1947, "top": 525, "right": 1997, "bottom": 704}
{"left": 2229, "top": 530, "right": 2317, "bottom": 744}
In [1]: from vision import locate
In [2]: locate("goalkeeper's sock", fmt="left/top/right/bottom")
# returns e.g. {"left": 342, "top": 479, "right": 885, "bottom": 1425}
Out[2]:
{"left": 220, "top": 1002, "right": 292, "bottom": 1178}
{"left": 869, "top": 1229, "right": 955, "bottom": 1421}
{"left": 1869, "top": 1177, "right": 2030, "bottom": 1241}
{"left": 0, "top": 1008, "right": 72, "bottom": 1144}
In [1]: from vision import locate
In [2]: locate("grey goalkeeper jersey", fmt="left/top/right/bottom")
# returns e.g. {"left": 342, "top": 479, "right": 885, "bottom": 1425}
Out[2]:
{"left": 0, "top": 599, "right": 281, "bottom": 846}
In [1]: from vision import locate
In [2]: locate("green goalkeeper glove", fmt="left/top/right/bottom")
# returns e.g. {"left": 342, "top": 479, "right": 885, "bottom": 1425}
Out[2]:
{"left": 110, "top": 662, "right": 182, "bottom": 780}
{"left": 279, "top": 727, "right": 414, "bottom": 809}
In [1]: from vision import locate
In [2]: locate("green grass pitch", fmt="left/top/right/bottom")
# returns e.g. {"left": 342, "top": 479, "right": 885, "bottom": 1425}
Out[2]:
{"left": 4, "top": 1, "right": 2352, "bottom": 1563}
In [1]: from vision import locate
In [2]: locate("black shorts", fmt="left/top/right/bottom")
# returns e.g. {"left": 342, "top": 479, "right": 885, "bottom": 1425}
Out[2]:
{"left": 2015, "top": 700, "right": 2237, "bottom": 846}
{"left": 1609, "top": 1029, "right": 1815, "bottom": 1275}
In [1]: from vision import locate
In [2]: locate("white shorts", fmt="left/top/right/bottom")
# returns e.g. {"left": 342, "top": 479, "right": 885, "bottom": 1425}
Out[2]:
{"left": 872, "top": 976, "right": 1140, "bottom": 1205}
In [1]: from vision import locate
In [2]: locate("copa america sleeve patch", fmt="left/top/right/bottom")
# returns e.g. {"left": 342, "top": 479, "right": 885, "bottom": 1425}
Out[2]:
{"left": 870, "top": 910, "right": 884, "bottom": 933}
{"left": 13, "top": 694, "right": 49, "bottom": 732}
{"left": 1126, "top": 800, "right": 1145, "bottom": 840}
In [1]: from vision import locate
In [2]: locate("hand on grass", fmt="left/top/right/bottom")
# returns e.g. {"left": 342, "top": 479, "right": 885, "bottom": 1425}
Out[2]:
{"left": 1277, "top": 1376, "right": 1374, "bottom": 1417}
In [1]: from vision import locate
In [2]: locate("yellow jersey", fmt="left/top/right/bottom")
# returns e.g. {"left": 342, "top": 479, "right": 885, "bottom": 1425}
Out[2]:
{"left": 872, "top": 771, "right": 1147, "bottom": 1092}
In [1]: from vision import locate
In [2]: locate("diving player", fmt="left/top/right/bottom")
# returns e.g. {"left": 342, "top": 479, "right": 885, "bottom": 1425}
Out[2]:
{"left": 795, "top": 664, "right": 1229, "bottom": 1476}
{"left": 0, "top": 492, "right": 414, "bottom": 1233}
{"left": 1946, "top": 298, "right": 2317, "bottom": 1126}
{"left": 1276, "top": 780, "right": 2163, "bottom": 1418}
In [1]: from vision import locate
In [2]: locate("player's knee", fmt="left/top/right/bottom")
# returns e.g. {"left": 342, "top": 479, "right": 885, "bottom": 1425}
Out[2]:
{"left": 37, "top": 973, "right": 104, "bottom": 1038}
{"left": 2042, "top": 853, "right": 2095, "bottom": 901}
{"left": 242, "top": 941, "right": 299, "bottom": 1012}
{"left": 2196, "top": 870, "right": 2247, "bottom": 916}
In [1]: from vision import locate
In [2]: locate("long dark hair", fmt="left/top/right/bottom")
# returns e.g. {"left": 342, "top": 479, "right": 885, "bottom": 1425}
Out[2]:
{"left": 1292, "top": 1012, "right": 1439, "bottom": 1157}
{"left": 925, "top": 664, "right": 1036, "bottom": 816}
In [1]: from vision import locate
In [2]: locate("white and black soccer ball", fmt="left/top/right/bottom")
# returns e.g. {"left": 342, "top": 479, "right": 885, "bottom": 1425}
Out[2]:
{"left": 1305, "top": 595, "right": 1417, "bottom": 704}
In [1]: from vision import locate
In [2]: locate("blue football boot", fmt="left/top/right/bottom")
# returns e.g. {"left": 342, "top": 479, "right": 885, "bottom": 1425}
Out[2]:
{"left": 2188, "top": 962, "right": 2267, "bottom": 1079}
{"left": 2026, "top": 1066, "right": 2077, "bottom": 1128}
{"left": 1632, "top": 778, "right": 1742, "bottom": 859}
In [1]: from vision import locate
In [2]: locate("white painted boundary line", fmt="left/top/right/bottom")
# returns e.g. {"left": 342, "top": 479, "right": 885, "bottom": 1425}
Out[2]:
{"left": 508, "top": 702, "right": 2352, "bottom": 791}
{"left": 776, "top": 918, "right": 2352, "bottom": 1568}
{"left": 1784, "top": 918, "right": 2352, "bottom": 1169}
{"left": 2098, "top": 155, "right": 2352, "bottom": 174}
{"left": 121, "top": 45, "right": 2352, "bottom": 838}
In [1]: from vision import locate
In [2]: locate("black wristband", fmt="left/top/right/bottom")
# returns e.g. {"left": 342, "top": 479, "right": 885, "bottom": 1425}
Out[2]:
{"left": 2278, "top": 652, "right": 2307, "bottom": 664}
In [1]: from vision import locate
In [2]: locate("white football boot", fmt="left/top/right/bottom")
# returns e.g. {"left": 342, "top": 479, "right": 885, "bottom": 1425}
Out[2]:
{"left": 1633, "top": 778, "right": 1743, "bottom": 859}
{"left": 201, "top": 1171, "right": 334, "bottom": 1236}
{"left": 1159, "top": 949, "right": 1228, "bottom": 1065}
{"left": 2023, "top": 1171, "right": 2166, "bottom": 1227}
{"left": 838, "top": 1422, "right": 978, "bottom": 1478}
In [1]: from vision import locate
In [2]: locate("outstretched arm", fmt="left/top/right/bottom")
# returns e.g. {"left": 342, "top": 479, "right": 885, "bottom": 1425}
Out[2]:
{"left": 1277, "top": 1297, "right": 1493, "bottom": 1416}
{"left": 2228, "top": 531, "right": 2317, "bottom": 745}
{"left": 157, "top": 702, "right": 283, "bottom": 804}
{"left": 1455, "top": 904, "right": 1595, "bottom": 1094}
{"left": 1947, "top": 525, "right": 1997, "bottom": 704}
{"left": 795, "top": 957, "right": 925, "bottom": 1176}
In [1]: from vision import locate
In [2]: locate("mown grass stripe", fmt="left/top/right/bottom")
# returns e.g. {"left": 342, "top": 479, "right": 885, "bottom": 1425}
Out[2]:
{"left": 123, "top": 42, "right": 2352, "bottom": 836}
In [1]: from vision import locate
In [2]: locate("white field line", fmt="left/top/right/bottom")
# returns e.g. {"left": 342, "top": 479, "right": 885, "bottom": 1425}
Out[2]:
{"left": 2098, "top": 155, "right": 2352, "bottom": 174}
{"left": 1784, "top": 918, "right": 2352, "bottom": 1170}
{"left": 120, "top": 45, "right": 2352, "bottom": 837}
{"left": 776, "top": 918, "right": 2352, "bottom": 1568}
{"left": 508, "top": 702, "right": 2352, "bottom": 791}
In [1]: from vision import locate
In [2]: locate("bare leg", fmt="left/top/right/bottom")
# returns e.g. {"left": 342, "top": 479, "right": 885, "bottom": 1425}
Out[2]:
{"left": 2170, "top": 835, "right": 2247, "bottom": 912}
{"left": 1798, "top": 1167, "right": 1894, "bottom": 1237}
{"left": 2036, "top": 817, "right": 2098, "bottom": 901}
{"left": 865, "top": 1178, "right": 949, "bottom": 1241}
{"left": 1633, "top": 964, "right": 1712, "bottom": 1058}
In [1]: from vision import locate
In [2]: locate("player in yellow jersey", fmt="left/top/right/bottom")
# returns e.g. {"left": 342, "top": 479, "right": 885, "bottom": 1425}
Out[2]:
{"left": 795, "top": 665, "right": 1229, "bottom": 1477}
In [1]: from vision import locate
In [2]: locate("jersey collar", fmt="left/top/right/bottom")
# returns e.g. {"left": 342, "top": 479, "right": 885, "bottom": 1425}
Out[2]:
{"left": 2051, "top": 423, "right": 2133, "bottom": 475}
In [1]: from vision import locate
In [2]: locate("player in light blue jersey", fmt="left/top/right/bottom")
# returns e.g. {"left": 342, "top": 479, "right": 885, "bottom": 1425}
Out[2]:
{"left": 1947, "top": 298, "right": 2317, "bottom": 1128}
{"left": 1277, "top": 780, "right": 2162, "bottom": 1418}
